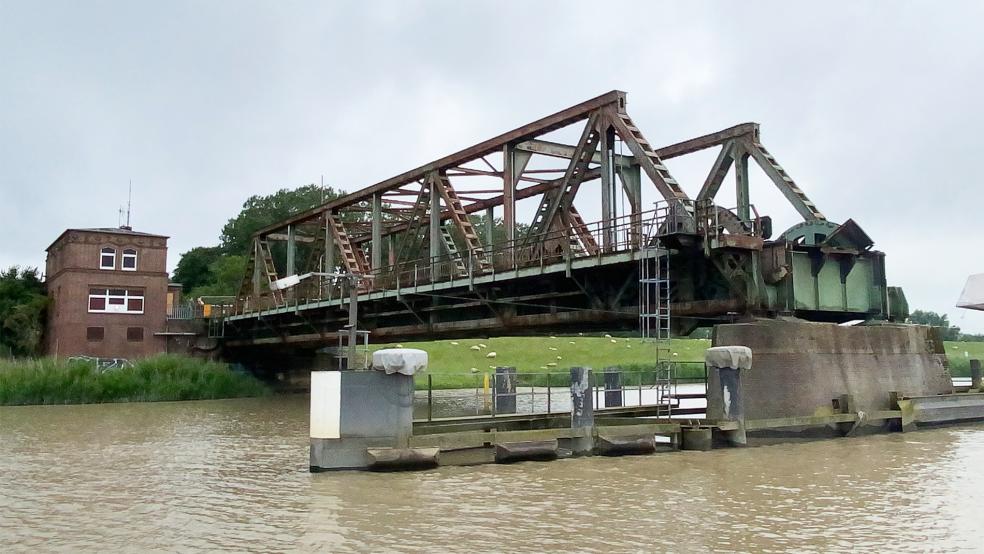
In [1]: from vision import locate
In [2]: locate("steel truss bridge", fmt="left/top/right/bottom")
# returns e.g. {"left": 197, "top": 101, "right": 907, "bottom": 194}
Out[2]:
{"left": 222, "top": 90, "right": 905, "bottom": 360}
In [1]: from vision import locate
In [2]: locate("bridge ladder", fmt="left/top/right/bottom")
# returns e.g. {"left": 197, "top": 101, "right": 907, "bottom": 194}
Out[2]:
{"left": 327, "top": 213, "right": 369, "bottom": 274}
{"left": 640, "top": 221, "right": 673, "bottom": 416}
{"left": 258, "top": 239, "right": 285, "bottom": 307}
{"left": 433, "top": 174, "right": 492, "bottom": 273}
{"left": 439, "top": 225, "right": 468, "bottom": 276}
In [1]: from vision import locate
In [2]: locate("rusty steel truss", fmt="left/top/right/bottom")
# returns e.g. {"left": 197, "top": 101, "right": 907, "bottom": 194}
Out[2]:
{"left": 225, "top": 90, "right": 902, "bottom": 354}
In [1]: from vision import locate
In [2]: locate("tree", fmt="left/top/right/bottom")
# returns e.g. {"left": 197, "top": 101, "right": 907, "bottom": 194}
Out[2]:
{"left": 0, "top": 267, "right": 47, "bottom": 356}
{"left": 219, "top": 184, "right": 344, "bottom": 255}
{"left": 172, "top": 246, "right": 222, "bottom": 292}
{"left": 187, "top": 255, "right": 246, "bottom": 299}
{"left": 909, "top": 309, "right": 961, "bottom": 341}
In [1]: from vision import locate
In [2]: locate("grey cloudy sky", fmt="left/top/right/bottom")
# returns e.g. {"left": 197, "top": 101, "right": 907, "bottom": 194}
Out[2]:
{"left": 3, "top": 1, "right": 984, "bottom": 331}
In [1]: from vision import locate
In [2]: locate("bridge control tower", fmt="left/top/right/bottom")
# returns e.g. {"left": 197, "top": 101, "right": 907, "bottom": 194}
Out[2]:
{"left": 219, "top": 91, "right": 906, "bottom": 368}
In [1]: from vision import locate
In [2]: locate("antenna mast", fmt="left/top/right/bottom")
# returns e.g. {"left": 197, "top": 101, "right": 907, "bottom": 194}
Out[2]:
{"left": 126, "top": 180, "right": 132, "bottom": 228}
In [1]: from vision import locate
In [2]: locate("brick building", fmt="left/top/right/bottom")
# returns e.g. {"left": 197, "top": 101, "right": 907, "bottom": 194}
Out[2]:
{"left": 45, "top": 227, "right": 170, "bottom": 359}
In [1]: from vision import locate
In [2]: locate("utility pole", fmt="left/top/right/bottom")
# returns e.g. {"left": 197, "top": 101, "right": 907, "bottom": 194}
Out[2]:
{"left": 347, "top": 275, "right": 359, "bottom": 370}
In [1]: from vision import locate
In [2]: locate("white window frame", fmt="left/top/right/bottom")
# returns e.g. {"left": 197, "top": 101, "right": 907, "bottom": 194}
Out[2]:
{"left": 88, "top": 288, "right": 145, "bottom": 314}
{"left": 100, "top": 247, "right": 116, "bottom": 270}
{"left": 122, "top": 248, "right": 137, "bottom": 271}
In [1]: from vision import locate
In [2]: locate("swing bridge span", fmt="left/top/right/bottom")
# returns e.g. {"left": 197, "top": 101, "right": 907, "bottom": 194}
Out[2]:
{"left": 219, "top": 90, "right": 905, "bottom": 360}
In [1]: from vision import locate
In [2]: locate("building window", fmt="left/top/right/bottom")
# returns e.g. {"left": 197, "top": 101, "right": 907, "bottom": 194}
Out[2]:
{"left": 88, "top": 288, "right": 145, "bottom": 314}
{"left": 100, "top": 247, "right": 116, "bottom": 270}
{"left": 86, "top": 327, "right": 104, "bottom": 342}
{"left": 122, "top": 249, "right": 137, "bottom": 271}
{"left": 126, "top": 327, "right": 144, "bottom": 342}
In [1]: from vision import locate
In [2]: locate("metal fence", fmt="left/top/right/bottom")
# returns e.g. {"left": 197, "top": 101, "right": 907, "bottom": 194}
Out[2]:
{"left": 414, "top": 362, "right": 706, "bottom": 422}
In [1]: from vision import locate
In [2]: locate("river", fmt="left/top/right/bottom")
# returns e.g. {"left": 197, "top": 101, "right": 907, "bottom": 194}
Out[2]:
{"left": 2, "top": 396, "right": 982, "bottom": 552}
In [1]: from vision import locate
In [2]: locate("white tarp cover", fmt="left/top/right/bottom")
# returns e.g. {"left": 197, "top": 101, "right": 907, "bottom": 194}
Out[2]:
{"left": 705, "top": 346, "right": 753, "bottom": 370}
{"left": 371, "top": 348, "right": 428, "bottom": 376}
{"left": 957, "top": 273, "right": 984, "bottom": 311}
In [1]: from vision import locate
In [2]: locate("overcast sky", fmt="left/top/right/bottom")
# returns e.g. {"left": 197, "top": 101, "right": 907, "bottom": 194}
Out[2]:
{"left": 3, "top": 1, "right": 984, "bottom": 331}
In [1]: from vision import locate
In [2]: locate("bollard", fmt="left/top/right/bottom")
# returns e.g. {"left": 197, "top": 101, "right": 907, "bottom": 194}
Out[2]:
{"left": 705, "top": 346, "right": 752, "bottom": 447}
{"left": 971, "top": 359, "right": 982, "bottom": 390}
{"left": 494, "top": 366, "right": 517, "bottom": 414}
{"left": 603, "top": 368, "right": 623, "bottom": 408}
{"left": 569, "top": 366, "right": 595, "bottom": 455}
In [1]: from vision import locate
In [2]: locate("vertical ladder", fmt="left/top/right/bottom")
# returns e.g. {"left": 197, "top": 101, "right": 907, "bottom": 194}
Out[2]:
{"left": 639, "top": 209, "right": 674, "bottom": 416}
{"left": 433, "top": 174, "right": 492, "bottom": 273}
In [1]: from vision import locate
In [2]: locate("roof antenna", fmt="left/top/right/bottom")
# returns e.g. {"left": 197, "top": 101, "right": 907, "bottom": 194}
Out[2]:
{"left": 122, "top": 180, "right": 132, "bottom": 230}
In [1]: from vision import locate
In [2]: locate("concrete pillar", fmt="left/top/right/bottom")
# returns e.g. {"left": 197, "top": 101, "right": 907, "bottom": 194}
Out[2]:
{"left": 705, "top": 346, "right": 751, "bottom": 446}
{"left": 570, "top": 366, "right": 594, "bottom": 455}
{"left": 971, "top": 359, "right": 982, "bottom": 390}
{"left": 494, "top": 366, "right": 517, "bottom": 414}
{"left": 603, "top": 368, "right": 623, "bottom": 408}
{"left": 309, "top": 369, "right": 415, "bottom": 471}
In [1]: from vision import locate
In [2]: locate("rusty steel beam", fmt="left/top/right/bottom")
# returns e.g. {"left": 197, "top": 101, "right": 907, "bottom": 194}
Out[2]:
{"left": 349, "top": 169, "right": 601, "bottom": 245}
{"left": 255, "top": 90, "right": 626, "bottom": 237}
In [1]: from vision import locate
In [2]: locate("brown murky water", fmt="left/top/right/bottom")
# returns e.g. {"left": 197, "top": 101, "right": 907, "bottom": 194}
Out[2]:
{"left": 2, "top": 396, "right": 982, "bottom": 552}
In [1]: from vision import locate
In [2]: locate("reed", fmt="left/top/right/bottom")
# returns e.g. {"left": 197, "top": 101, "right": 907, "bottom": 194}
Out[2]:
{"left": 0, "top": 355, "right": 269, "bottom": 406}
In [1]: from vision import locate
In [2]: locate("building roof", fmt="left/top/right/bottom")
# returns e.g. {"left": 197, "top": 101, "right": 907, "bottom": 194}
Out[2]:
{"left": 46, "top": 227, "right": 169, "bottom": 251}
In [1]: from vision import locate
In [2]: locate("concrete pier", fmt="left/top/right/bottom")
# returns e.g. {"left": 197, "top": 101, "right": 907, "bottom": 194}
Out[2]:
{"left": 709, "top": 320, "right": 953, "bottom": 434}
{"left": 971, "top": 359, "right": 982, "bottom": 390}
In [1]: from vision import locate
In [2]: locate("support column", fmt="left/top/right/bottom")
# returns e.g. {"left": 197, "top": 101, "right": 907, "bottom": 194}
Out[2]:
{"left": 286, "top": 225, "right": 296, "bottom": 276}
{"left": 618, "top": 165, "right": 642, "bottom": 247}
{"left": 494, "top": 366, "right": 517, "bottom": 414}
{"left": 429, "top": 174, "right": 442, "bottom": 260}
{"left": 705, "top": 346, "right": 750, "bottom": 446}
{"left": 387, "top": 235, "right": 396, "bottom": 267}
{"left": 324, "top": 213, "right": 334, "bottom": 272}
{"left": 600, "top": 124, "right": 617, "bottom": 251}
{"left": 972, "top": 359, "right": 982, "bottom": 390}
{"left": 485, "top": 207, "right": 495, "bottom": 254}
{"left": 371, "top": 193, "right": 383, "bottom": 270}
{"left": 570, "top": 366, "right": 594, "bottom": 455}
{"left": 502, "top": 144, "right": 516, "bottom": 250}
{"left": 735, "top": 145, "right": 751, "bottom": 224}
{"left": 603, "top": 368, "right": 623, "bottom": 408}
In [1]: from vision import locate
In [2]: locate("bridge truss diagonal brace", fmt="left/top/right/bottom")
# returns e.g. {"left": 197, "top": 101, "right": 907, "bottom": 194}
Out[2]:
{"left": 741, "top": 137, "right": 826, "bottom": 222}
{"left": 429, "top": 172, "right": 492, "bottom": 272}
{"left": 696, "top": 140, "right": 737, "bottom": 203}
{"left": 527, "top": 112, "right": 602, "bottom": 247}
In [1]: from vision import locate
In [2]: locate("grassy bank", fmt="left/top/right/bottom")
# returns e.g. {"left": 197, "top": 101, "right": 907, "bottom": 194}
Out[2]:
{"left": 945, "top": 341, "right": 984, "bottom": 377}
{"left": 0, "top": 355, "right": 270, "bottom": 406}
{"left": 371, "top": 336, "right": 984, "bottom": 388}
{"left": 371, "top": 335, "right": 709, "bottom": 389}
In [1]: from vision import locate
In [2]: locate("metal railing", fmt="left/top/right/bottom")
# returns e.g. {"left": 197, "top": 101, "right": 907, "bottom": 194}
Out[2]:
{"left": 414, "top": 363, "right": 707, "bottom": 422}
